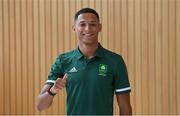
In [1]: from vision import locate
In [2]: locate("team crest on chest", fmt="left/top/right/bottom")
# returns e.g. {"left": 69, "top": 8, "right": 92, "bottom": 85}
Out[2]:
{"left": 98, "top": 64, "right": 108, "bottom": 76}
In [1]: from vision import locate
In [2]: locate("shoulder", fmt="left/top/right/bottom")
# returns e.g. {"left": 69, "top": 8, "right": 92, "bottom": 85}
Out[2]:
{"left": 101, "top": 48, "right": 127, "bottom": 75}
{"left": 102, "top": 48, "right": 124, "bottom": 62}
{"left": 56, "top": 49, "right": 77, "bottom": 62}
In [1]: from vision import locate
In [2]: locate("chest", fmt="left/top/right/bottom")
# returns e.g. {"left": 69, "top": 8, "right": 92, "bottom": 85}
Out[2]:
{"left": 63, "top": 59, "right": 114, "bottom": 87}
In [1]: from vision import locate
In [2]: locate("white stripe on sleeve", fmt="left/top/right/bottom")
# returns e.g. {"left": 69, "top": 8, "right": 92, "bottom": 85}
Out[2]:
{"left": 115, "top": 87, "right": 131, "bottom": 92}
{"left": 46, "top": 80, "right": 55, "bottom": 83}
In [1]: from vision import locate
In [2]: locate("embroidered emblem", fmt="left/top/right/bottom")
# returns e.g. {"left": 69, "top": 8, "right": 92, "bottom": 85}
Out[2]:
{"left": 98, "top": 64, "right": 108, "bottom": 76}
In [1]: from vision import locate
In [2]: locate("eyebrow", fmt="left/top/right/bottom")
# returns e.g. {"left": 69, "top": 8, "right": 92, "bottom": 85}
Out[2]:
{"left": 79, "top": 21, "right": 98, "bottom": 23}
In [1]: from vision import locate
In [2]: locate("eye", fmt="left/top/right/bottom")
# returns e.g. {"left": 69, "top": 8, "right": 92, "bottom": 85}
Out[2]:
{"left": 79, "top": 23, "right": 86, "bottom": 27}
{"left": 90, "top": 23, "right": 97, "bottom": 26}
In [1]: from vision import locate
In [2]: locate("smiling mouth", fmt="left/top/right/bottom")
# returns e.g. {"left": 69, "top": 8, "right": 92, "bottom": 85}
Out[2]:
{"left": 83, "top": 33, "right": 94, "bottom": 36}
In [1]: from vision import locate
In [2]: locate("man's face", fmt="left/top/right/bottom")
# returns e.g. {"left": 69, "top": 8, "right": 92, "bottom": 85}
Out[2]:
{"left": 73, "top": 13, "right": 102, "bottom": 45}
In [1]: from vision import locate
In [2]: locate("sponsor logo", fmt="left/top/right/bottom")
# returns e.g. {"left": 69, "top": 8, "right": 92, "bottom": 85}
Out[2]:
{"left": 69, "top": 67, "right": 78, "bottom": 73}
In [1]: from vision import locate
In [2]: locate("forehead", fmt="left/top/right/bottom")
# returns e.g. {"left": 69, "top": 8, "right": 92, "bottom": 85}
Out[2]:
{"left": 76, "top": 13, "right": 99, "bottom": 23}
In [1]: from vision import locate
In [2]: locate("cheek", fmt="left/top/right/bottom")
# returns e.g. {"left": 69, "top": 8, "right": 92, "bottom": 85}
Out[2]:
{"left": 75, "top": 27, "right": 81, "bottom": 31}
{"left": 75, "top": 30, "right": 82, "bottom": 36}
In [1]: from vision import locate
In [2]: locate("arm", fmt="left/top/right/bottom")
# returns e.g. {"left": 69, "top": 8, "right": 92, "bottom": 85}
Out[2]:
{"left": 36, "top": 84, "right": 54, "bottom": 111}
{"left": 116, "top": 93, "right": 132, "bottom": 115}
{"left": 36, "top": 74, "right": 68, "bottom": 111}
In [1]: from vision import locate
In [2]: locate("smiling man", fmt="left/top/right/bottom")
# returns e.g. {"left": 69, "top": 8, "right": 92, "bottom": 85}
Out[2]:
{"left": 36, "top": 8, "right": 132, "bottom": 115}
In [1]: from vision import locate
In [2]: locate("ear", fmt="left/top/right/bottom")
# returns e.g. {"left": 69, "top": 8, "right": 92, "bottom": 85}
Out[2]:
{"left": 72, "top": 25, "right": 76, "bottom": 32}
{"left": 98, "top": 24, "right": 102, "bottom": 32}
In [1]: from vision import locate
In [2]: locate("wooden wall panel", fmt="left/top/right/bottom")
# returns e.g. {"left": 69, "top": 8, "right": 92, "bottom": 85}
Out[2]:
{"left": 162, "top": 0, "right": 169, "bottom": 114}
{"left": 155, "top": 0, "right": 162, "bottom": 114}
{"left": 27, "top": 0, "right": 34, "bottom": 114}
{"left": 148, "top": 0, "right": 156, "bottom": 114}
{"left": 127, "top": 0, "right": 135, "bottom": 114}
{"left": 101, "top": 0, "right": 108, "bottom": 48}
{"left": 33, "top": 0, "right": 40, "bottom": 115}
{"left": 141, "top": 0, "right": 148, "bottom": 114}
{"left": 21, "top": 0, "right": 28, "bottom": 114}
{"left": 0, "top": 0, "right": 4, "bottom": 114}
{"left": 176, "top": 1, "right": 180, "bottom": 114}
{"left": 0, "top": 0, "right": 180, "bottom": 115}
{"left": 3, "top": 0, "right": 10, "bottom": 114}
{"left": 14, "top": 0, "right": 22, "bottom": 114}
{"left": 134, "top": 0, "right": 142, "bottom": 114}
{"left": 169, "top": 0, "right": 177, "bottom": 114}
{"left": 9, "top": 0, "right": 15, "bottom": 114}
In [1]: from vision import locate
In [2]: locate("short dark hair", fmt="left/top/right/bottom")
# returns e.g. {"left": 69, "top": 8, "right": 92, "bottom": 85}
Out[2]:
{"left": 74, "top": 8, "right": 100, "bottom": 21}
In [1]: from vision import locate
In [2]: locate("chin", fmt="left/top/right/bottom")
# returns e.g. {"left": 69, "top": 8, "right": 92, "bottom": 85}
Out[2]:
{"left": 82, "top": 41, "right": 98, "bottom": 45}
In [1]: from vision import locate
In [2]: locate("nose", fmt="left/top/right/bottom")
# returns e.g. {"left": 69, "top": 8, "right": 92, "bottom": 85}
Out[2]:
{"left": 85, "top": 24, "right": 90, "bottom": 31}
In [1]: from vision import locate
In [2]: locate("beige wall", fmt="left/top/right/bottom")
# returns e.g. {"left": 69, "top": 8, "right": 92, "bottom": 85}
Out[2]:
{"left": 0, "top": 0, "right": 180, "bottom": 115}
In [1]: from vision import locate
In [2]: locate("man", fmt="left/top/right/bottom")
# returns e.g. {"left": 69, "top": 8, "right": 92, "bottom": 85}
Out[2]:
{"left": 36, "top": 8, "right": 132, "bottom": 115}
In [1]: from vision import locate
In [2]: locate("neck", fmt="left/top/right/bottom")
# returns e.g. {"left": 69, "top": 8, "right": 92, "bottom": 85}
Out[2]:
{"left": 78, "top": 42, "right": 98, "bottom": 59}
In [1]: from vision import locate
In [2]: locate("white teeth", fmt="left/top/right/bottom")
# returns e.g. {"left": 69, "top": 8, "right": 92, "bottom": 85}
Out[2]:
{"left": 84, "top": 34, "right": 92, "bottom": 36}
